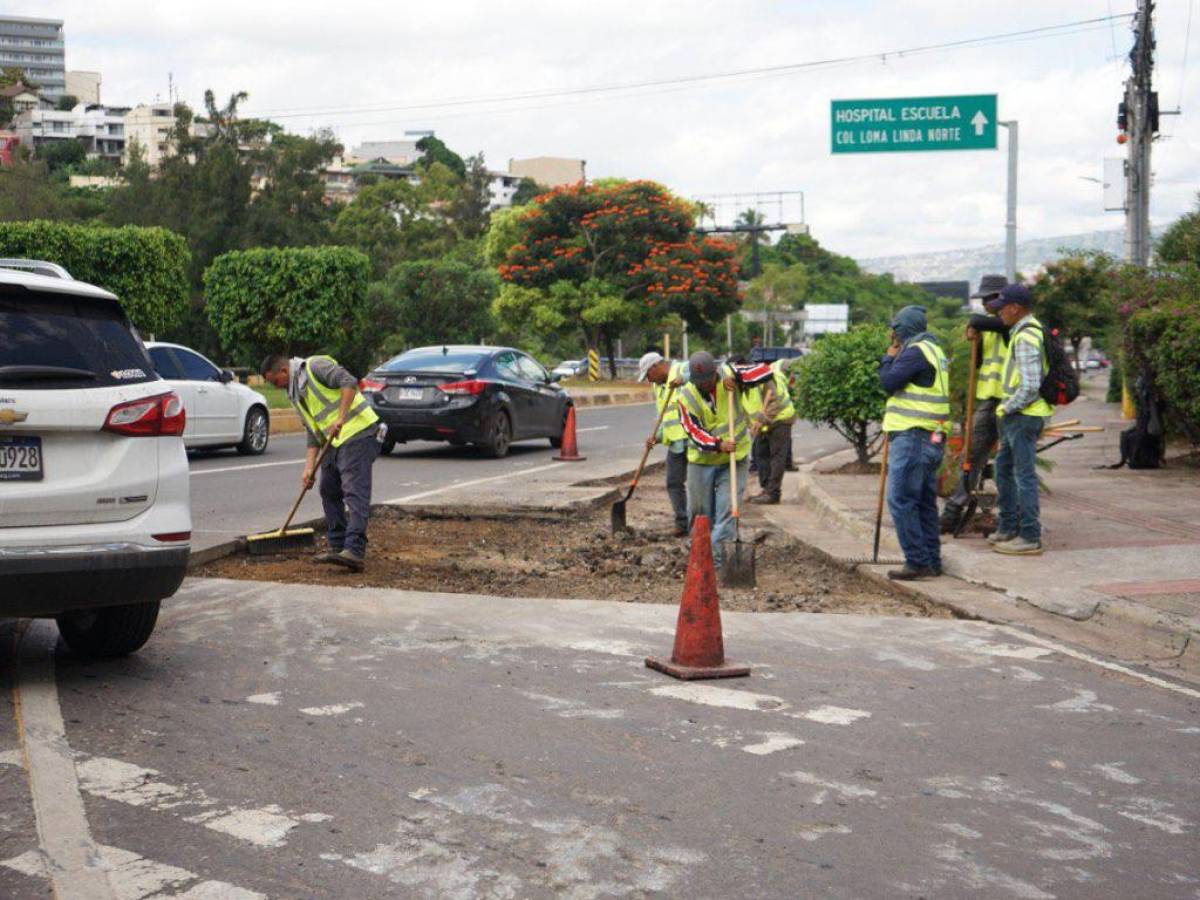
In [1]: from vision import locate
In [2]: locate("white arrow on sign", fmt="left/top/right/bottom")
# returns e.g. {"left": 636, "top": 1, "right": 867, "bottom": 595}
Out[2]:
{"left": 971, "top": 110, "right": 989, "bottom": 136}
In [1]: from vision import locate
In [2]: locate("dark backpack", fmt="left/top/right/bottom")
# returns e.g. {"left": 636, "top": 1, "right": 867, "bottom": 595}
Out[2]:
{"left": 1027, "top": 324, "right": 1080, "bottom": 407}
{"left": 1116, "top": 426, "right": 1164, "bottom": 469}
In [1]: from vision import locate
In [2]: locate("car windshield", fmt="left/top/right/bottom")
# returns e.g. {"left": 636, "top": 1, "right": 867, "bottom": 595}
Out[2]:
{"left": 0, "top": 287, "right": 155, "bottom": 390}
{"left": 380, "top": 349, "right": 489, "bottom": 374}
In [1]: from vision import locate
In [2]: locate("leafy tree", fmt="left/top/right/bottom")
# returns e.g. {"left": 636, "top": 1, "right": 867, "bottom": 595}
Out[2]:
{"left": 366, "top": 258, "right": 497, "bottom": 357}
{"left": 511, "top": 178, "right": 547, "bottom": 206}
{"left": 495, "top": 180, "right": 740, "bottom": 376}
{"left": 415, "top": 135, "right": 466, "bottom": 179}
{"left": 0, "top": 159, "right": 65, "bottom": 221}
{"left": 0, "top": 220, "right": 190, "bottom": 334}
{"left": 793, "top": 325, "right": 890, "bottom": 464}
{"left": 56, "top": 94, "right": 79, "bottom": 111}
{"left": 242, "top": 129, "right": 340, "bottom": 248}
{"left": 744, "top": 262, "right": 807, "bottom": 344}
{"left": 1032, "top": 252, "right": 1116, "bottom": 368}
{"left": 1156, "top": 194, "right": 1200, "bottom": 266}
{"left": 450, "top": 153, "right": 493, "bottom": 240}
{"left": 36, "top": 139, "right": 86, "bottom": 172}
{"left": 203, "top": 246, "right": 370, "bottom": 365}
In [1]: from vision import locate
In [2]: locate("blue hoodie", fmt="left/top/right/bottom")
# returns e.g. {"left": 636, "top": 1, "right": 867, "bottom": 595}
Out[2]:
{"left": 878, "top": 305, "right": 936, "bottom": 393}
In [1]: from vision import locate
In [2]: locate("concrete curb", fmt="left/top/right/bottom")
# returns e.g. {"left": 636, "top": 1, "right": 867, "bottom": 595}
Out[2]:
{"left": 265, "top": 389, "right": 652, "bottom": 436}
{"left": 786, "top": 448, "right": 1198, "bottom": 674}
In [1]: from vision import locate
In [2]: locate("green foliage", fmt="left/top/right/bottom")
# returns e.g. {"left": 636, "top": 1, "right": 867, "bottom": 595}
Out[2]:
{"left": 1156, "top": 194, "right": 1200, "bottom": 266}
{"left": 0, "top": 219, "right": 190, "bottom": 334}
{"left": 366, "top": 258, "right": 497, "bottom": 358}
{"left": 35, "top": 139, "right": 86, "bottom": 173}
{"left": 203, "top": 246, "right": 370, "bottom": 365}
{"left": 511, "top": 178, "right": 546, "bottom": 206}
{"left": 793, "top": 325, "right": 890, "bottom": 463}
{"left": 0, "top": 159, "right": 66, "bottom": 221}
{"left": 1106, "top": 357, "right": 1123, "bottom": 404}
{"left": 56, "top": 94, "right": 79, "bottom": 111}
{"left": 415, "top": 135, "right": 466, "bottom": 179}
{"left": 1032, "top": 251, "right": 1117, "bottom": 364}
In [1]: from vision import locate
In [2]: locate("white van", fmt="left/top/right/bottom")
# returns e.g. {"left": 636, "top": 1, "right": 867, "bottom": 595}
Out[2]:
{"left": 0, "top": 261, "right": 191, "bottom": 657}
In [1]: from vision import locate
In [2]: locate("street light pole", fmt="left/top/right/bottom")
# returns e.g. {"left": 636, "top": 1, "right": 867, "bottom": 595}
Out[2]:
{"left": 999, "top": 120, "right": 1018, "bottom": 282}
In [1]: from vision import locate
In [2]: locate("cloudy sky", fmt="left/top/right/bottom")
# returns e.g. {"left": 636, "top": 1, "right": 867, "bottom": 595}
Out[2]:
{"left": 23, "top": 1, "right": 1199, "bottom": 259}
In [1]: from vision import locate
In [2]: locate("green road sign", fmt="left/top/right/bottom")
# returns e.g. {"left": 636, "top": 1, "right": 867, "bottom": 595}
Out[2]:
{"left": 831, "top": 94, "right": 998, "bottom": 154}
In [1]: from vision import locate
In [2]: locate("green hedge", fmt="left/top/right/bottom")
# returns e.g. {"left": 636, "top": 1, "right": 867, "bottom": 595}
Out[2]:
{"left": 204, "top": 246, "right": 370, "bottom": 365}
{"left": 1127, "top": 295, "right": 1200, "bottom": 439}
{"left": 0, "top": 219, "right": 190, "bottom": 335}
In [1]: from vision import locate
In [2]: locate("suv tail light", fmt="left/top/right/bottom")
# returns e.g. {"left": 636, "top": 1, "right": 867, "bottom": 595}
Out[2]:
{"left": 437, "top": 379, "right": 487, "bottom": 396}
{"left": 360, "top": 377, "right": 385, "bottom": 394}
{"left": 103, "top": 392, "right": 186, "bottom": 437}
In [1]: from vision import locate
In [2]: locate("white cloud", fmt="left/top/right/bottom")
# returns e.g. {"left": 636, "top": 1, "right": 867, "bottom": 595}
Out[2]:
{"left": 21, "top": 0, "right": 1200, "bottom": 259}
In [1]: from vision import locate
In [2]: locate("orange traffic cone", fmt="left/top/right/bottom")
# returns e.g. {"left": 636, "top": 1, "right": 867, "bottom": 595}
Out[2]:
{"left": 645, "top": 515, "right": 750, "bottom": 680}
{"left": 552, "top": 405, "right": 586, "bottom": 461}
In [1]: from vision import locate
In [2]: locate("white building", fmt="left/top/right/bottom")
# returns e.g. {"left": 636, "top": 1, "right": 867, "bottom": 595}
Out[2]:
{"left": 65, "top": 70, "right": 101, "bottom": 105}
{"left": 12, "top": 108, "right": 77, "bottom": 150}
{"left": 75, "top": 104, "right": 127, "bottom": 160}
{"left": 488, "top": 170, "right": 521, "bottom": 209}
{"left": 347, "top": 138, "right": 423, "bottom": 166}
{"left": 122, "top": 103, "right": 178, "bottom": 168}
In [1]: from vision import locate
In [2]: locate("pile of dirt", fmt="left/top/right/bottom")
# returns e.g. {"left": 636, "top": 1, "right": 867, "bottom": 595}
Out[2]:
{"left": 198, "top": 485, "right": 949, "bottom": 618}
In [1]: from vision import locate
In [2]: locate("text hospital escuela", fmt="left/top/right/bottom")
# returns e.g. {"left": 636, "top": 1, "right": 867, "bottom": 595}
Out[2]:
{"left": 834, "top": 104, "right": 968, "bottom": 147}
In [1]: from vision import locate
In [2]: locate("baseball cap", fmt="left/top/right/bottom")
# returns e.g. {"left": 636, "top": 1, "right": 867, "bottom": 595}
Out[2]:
{"left": 688, "top": 350, "right": 717, "bottom": 383}
{"left": 986, "top": 283, "right": 1033, "bottom": 311}
{"left": 637, "top": 351, "right": 664, "bottom": 382}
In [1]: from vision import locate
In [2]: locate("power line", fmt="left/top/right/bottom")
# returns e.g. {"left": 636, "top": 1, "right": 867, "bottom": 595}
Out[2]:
{"left": 246, "top": 13, "right": 1133, "bottom": 123}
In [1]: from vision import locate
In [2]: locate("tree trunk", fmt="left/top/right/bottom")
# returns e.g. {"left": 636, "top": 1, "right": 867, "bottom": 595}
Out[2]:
{"left": 1070, "top": 337, "right": 1083, "bottom": 372}
{"left": 855, "top": 422, "right": 871, "bottom": 465}
{"left": 602, "top": 329, "right": 618, "bottom": 380}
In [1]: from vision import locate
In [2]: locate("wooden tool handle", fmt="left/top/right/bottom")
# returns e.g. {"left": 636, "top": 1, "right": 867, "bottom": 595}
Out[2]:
{"left": 629, "top": 385, "right": 675, "bottom": 494}
{"left": 962, "top": 334, "right": 979, "bottom": 471}
{"left": 279, "top": 438, "right": 333, "bottom": 533}
{"left": 727, "top": 388, "right": 740, "bottom": 523}
{"left": 873, "top": 434, "right": 890, "bottom": 563}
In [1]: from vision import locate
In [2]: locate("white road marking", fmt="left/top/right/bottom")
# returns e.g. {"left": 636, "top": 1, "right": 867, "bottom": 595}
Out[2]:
{"left": 12, "top": 620, "right": 118, "bottom": 899}
{"left": 796, "top": 823, "right": 852, "bottom": 841}
{"left": 781, "top": 771, "right": 878, "bottom": 802}
{"left": 519, "top": 691, "right": 625, "bottom": 720}
{"left": 1, "top": 844, "right": 266, "bottom": 900}
{"left": 1117, "top": 798, "right": 1191, "bottom": 834}
{"left": 992, "top": 624, "right": 1200, "bottom": 700}
{"left": 575, "top": 425, "right": 609, "bottom": 433}
{"left": 384, "top": 461, "right": 567, "bottom": 504}
{"left": 797, "top": 706, "right": 872, "bottom": 726}
{"left": 1037, "top": 689, "right": 1116, "bottom": 714}
{"left": 1093, "top": 762, "right": 1142, "bottom": 785}
{"left": 648, "top": 683, "right": 786, "bottom": 711}
{"left": 245, "top": 692, "right": 281, "bottom": 706}
{"left": 971, "top": 642, "right": 1055, "bottom": 660}
{"left": 741, "top": 733, "right": 804, "bottom": 755}
{"left": 299, "top": 702, "right": 364, "bottom": 717}
{"left": 190, "top": 458, "right": 301, "bottom": 477}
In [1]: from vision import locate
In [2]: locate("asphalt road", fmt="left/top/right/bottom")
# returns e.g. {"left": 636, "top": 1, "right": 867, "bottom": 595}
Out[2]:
{"left": 2, "top": 583, "right": 1196, "bottom": 898}
{"left": 186, "top": 402, "right": 851, "bottom": 551}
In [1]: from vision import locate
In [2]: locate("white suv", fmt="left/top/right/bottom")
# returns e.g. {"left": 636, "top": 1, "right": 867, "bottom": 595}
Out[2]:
{"left": 0, "top": 261, "right": 191, "bottom": 657}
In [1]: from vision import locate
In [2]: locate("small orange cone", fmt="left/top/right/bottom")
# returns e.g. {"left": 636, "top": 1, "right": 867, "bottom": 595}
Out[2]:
{"left": 645, "top": 515, "right": 750, "bottom": 680}
{"left": 552, "top": 405, "right": 586, "bottom": 461}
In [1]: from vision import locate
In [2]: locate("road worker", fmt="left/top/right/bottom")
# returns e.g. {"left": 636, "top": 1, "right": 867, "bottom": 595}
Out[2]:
{"left": 638, "top": 351, "right": 689, "bottom": 536}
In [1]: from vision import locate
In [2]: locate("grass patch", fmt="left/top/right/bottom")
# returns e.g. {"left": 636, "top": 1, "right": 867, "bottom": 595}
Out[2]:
{"left": 251, "top": 383, "right": 291, "bottom": 409}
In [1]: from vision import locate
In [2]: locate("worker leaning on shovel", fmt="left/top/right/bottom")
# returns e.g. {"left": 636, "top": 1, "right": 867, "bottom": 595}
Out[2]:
{"left": 676, "top": 351, "right": 774, "bottom": 568}
{"left": 261, "top": 354, "right": 384, "bottom": 572}
{"left": 638, "top": 351, "right": 690, "bottom": 536}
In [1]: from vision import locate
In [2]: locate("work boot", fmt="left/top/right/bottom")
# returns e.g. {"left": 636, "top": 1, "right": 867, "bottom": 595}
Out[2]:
{"left": 785, "top": 462, "right": 799, "bottom": 472}
{"left": 993, "top": 537, "right": 1043, "bottom": 556}
{"left": 939, "top": 506, "right": 963, "bottom": 534}
{"left": 887, "top": 565, "right": 935, "bottom": 581}
{"left": 312, "top": 549, "right": 342, "bottom": 565}
{"left": 748, "top": 493, "right": 779, "bottom": 505}
{"left": 330, "top": 549, "right": 365, "bottom": 572}
{"left": 987, "top": 530, "right": 1017, "bottom": 545}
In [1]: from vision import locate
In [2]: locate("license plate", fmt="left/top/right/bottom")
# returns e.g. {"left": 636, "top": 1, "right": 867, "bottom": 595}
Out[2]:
{"left": 396, "top": 387, "right": 424, "bottom": 401}
{"left": 0, "top": 436, "right": 43, "bottom": 482}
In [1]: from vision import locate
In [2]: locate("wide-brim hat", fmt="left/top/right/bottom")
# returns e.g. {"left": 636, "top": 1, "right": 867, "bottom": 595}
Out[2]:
{"left": 971, "top": 273, "right": 1008, "bottom": 300}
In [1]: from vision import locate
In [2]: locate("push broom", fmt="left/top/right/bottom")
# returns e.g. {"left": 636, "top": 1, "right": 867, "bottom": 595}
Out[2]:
{"left": 245, "top": 439, "right": 333, "bottom": 555}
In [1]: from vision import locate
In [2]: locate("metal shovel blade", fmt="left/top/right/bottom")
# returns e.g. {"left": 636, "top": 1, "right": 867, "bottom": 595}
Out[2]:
{"left": 719, "top": 540, "right": 756, "bottom": 588}
{"left": 610, "top": 498, "right": 629, "bottom": 534}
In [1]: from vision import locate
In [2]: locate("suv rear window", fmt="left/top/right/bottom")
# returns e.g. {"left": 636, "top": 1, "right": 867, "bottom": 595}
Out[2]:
{"left": 0, "top": 287, "right": 156, "bottom": 390}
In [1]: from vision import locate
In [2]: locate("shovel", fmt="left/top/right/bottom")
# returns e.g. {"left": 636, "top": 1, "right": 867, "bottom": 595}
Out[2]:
{"left": 720, "top": 388, "right": 756, "bottom": 588}
{"left": 952, "top": 334, "right": 980, "bottom": 538}
{"left": 611, "top": 385, "right": 675, "bottom": 533}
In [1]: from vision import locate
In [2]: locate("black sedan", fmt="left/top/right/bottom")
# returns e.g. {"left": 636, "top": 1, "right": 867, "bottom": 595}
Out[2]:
{"left": 361, "top": 345, "right": 572, "bottom": 458}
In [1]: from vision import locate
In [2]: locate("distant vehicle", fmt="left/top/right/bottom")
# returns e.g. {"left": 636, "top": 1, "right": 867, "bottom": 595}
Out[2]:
{"left": 552, "top": 357, "right": 640, "bottom": 380}
{"left": 750, "top": 346, "right": 803, "bottom": 365}
{"left": 1085, "top": 357, "right": 1103, "bottom": 371}
{"left": 0, "top": 261, "right": 191, "bottom": 658}
{"left": 361, "top": 345, "right": 573, "bottom": 459}
{"left": 552, "top": 359, "right": 585, "bottom": 379}
{"left": 145, "top": 342, "right": 270, "bottom": 455}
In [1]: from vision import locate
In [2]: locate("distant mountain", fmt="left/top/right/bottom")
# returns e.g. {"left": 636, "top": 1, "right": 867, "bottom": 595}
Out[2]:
{"left": 857, "top": 228, "right": 1153, "bottom": 292}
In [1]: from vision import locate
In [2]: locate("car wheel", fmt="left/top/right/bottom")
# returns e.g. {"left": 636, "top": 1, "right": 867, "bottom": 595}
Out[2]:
{"left": 481, "top": 410, "right": 512, "bottom": 459}
{"left": 237, "top": 406, "right": 270, "bottom": 455}
{"left": 549, "top": 405, "right": 570, "bottom": 449}
{"left": 56, "top": 601, "right": 161, "bottom": 658}
{"left": 380, "top": 438, "right": 397, "bottom": 456}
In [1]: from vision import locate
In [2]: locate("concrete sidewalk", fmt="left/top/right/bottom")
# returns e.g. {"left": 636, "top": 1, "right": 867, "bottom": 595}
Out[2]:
{"left": 770, "top": 377, "right": 1200, "bottom": 683}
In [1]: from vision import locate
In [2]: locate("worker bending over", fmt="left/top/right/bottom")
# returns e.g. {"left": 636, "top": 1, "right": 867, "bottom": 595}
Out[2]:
{"left": 638, "top": 351, "right": 690, "bottom": 536}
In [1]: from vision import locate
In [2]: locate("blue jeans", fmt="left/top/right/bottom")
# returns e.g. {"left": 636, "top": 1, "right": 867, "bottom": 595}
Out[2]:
{"left": 995, "top": 414, "right": 1045, "bottom": 542}
{"left": 687, "top": 457, "right": 748, "bottom": 568}
{"left": 886, "top": 428, "right": 944, "bottom": 570}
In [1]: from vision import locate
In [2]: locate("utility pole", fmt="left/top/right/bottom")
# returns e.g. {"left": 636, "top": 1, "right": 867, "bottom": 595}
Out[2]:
{"left": 999, "top": 121, "right": 1018, "bottom": 282}
{"left": 1123, "top": 0, "right": 1156, "bottom": 265}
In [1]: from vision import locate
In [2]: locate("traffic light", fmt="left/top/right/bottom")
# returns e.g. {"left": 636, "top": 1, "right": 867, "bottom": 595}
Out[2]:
{"left": 1117, "top": 101, "right": 1128, "bottom": 132}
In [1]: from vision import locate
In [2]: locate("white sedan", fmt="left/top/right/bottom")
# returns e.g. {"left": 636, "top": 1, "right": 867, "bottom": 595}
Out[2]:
{"left": 145, "top": 342, "right": 270, "bottom": 455}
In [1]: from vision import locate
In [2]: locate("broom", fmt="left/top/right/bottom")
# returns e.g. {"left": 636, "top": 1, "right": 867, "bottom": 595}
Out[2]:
{"left": 245, "top": 439, "right": 333, "bottom": 555}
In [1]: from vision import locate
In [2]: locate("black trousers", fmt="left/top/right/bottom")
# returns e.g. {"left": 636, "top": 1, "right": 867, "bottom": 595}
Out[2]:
{"left": 755, "top": 422, "right": 793, "bottom": 500}
{"left": 319, "top": 432, "right": 379, "bottom": 556}
{"left": 944, "top": 398, "right": 1000, "bottom": 514}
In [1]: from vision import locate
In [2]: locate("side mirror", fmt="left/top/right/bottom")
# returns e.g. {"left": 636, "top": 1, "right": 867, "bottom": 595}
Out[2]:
{"left": 548, "top": 372, "right": 564, "bottom": 383}
{"left": 220, "top": 369, "right": 235, "bottom": 384}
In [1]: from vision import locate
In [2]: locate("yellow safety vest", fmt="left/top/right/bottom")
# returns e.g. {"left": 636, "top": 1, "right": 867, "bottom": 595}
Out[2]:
{"left": 678, "top": 378, "right": 751, "bottom": 466}
{"left": 975, "top": 330, "right": 1005, "bottom": 401}
{"left": 743, "top": 362, "right": 797, "bottom": 432}
{"left": 296, "top": 355, "right": 379, "bottom": 448}
{"left": 653, "top": 360, "right": 687, "bottom": 444}
{"left": 882, "top": 339, "right": 951, "bottom": 434}
{"left": 1000, "top": 316, "right": 1053, "bottom": 418}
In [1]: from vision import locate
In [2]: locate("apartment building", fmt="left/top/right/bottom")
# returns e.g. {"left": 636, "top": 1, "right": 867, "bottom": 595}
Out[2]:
{"left": 65, "top": 70, "right": 101, "bottom": 105}
{"left": 508, "top": 156, "right": 586, "bottom": 188}
{"left": 0, "top": 16, "right": 66, "bottom": 101}
{"left": 122, "top": 103, "right": 178, "bottom": 167}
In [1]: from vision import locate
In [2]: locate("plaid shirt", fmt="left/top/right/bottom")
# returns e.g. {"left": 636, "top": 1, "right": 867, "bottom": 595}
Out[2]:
{"left": 1002, "top": 314, "right": 1043, "bottom": 415}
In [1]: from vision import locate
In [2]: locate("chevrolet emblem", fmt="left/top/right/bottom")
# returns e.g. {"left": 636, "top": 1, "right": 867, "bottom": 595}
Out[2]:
{"left": 0, "top": 409, "right": 28, "bottom": 426}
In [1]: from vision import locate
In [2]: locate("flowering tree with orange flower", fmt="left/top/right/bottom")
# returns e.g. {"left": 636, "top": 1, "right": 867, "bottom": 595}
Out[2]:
{"left": 492, "top": 180, "right": 740, "bottom": 376}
